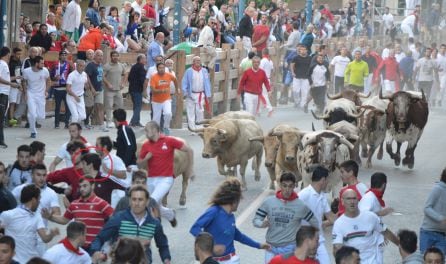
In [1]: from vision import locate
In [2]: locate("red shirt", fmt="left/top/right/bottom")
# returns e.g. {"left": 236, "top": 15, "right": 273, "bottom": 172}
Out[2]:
{"left": 47, "top": 167, "right": 82, "bottom": 201}
{"left": 238, "top": 68, "right": 271, "bottom": 95}
{"left": 139, "top": 135, "right": 184, "bottom": 177}
{"left": 252, "top": 24, "right": 270, "bottom": 52}
{"left": 269, "top": 255, "right": 319, "bottom": 264}
{"left": 143, "top": 4, "right": 156, "bottom": 19}
{"left": 64, "top": 194, "right": 113, "bottom": 247}
{"left": 337, "top": 184, "right": 364, "bottom": 216}
{"left": 374, "top": 56, "right": 400, "bottom": 82}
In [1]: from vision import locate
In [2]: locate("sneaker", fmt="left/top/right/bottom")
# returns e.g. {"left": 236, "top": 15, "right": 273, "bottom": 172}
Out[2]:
{"left": 55, "top": 125, "right": 60, "bottom": 129}
{"left": 8, "top": 119, "right": 18, "bottom": 127}
{"left": 163, "top": 128, "right": 170, "bottom": 135}
{"left": 169, "top": 210, "right": 177, "bottom": 228}
{"left": 84, "top": 124, "right": 93, "bottom": 130}
{"left": 106, "top": 122, "right": 114, "bottom": 128}
{"left": 0, "top": 142, "right": 7, "bottom": 149}
{"left": 30, "top": 133, "right": 36, "bottom": 138}
{"left": 303, "top": 104, "right": 308, "bottom": 113}
{"left": 267, "top": 110, "right": 274, "bottom": 117}
{"left": 64, "top": 124, "right": 69, "bottom": 129}
{"left": 25, "top": 122, "right": 29, "bottom": 128}
{"left": 101, "top": 127, "right": 110, "bottom": 132}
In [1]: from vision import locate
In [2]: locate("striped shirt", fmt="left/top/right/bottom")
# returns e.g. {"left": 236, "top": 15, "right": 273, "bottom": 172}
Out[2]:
{"left": 64, "top": 194, "right": 113, "bottom": 246}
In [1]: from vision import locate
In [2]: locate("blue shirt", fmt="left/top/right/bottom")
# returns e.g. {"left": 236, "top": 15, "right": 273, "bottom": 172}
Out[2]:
{"left": 399, "top": 56, "right": 415, "bottom": 78}
{"left": 190, "top": 205, "right": 261, "bottom": 256}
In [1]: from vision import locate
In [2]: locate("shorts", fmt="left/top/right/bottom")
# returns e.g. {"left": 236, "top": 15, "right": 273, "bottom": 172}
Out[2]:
{"left": 9, "top": 88, "right": 21, "bottom": 104}
{"left": 94, "top": 90, "right": 104, "bottom": 104}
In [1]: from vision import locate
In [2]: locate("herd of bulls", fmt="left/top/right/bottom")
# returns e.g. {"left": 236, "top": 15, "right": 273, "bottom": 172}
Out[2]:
{"left": 164, "top": 88, "right": 429, "bottom": 205}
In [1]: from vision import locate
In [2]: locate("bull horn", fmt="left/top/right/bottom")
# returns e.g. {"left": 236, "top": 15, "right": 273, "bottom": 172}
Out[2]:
{"left": 421, "top": 89, "right": 426, "bottom": 101}
{"left": 347, "top": 134, "right": 360, "bottom": 141}
{"left": 195, "top": 119, "right": 211, "bottom": 125}
{"left": 217, "top": 129, "right": 227, "bottom": 135}
{"left": 271, "top": 131, "right": 283, "bottom": 137}
{"left": 311, "top": 122, "right": 316, "bottom": 131}
{"left": 338, "top": 136, "right": 355, "bottom": 150}
{"left": 249, "top": 136, "right": 264, "bottom": 142}
{"left": 358, "top": 91, "right": 371, "bottom": 98}
{"left": 311, "top": 110, "right": 329, "bottom": 120}
{"left": 379, "top": 88, "right": 393, "bottom": 100}
{"left": 348, "top": 108, "right": 366, "bottom": 118}
{"left": 327, "top": 92, "right": 342, "bottom": 100}
{"left": 188, "top": 126, "right": 205, "bottom": 133}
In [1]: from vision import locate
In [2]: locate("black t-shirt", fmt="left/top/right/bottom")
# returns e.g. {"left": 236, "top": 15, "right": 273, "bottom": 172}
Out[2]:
{"left": 85, "top": 62, "right": 103, "bottom": 92}
{"left": 0, "top": 186, "right": 17, "bottom": 214}
{"left": 8, "top": 58, "right": 22, "bottom": 77}
{"left": 203, "top": 257, "right": 219, "bottom": 264}
{"left": 291, "top": 55, "right": 312, "bottom": 79}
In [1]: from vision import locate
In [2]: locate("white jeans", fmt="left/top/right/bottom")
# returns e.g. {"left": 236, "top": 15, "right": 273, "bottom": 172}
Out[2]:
{"left": 147, "top": 176, "right": 175, "bottom": 221}
{"left": 186, "top": 92, "right": 205, "bottom": 130}
{"left": 66, "top": 94, "right": 86, "bottom": 123}
{"left": 292, "top": 78, "right": 310, "bottom": 108}
{"left": 27, "top": 93, "right": 45, "bottom": 134}
{"left": 401, "top": 23, "right": 414, "bottom": 38}
{"left": 364, "top": 73, "right": 374, "bottom": 95}
{"left": 262, "top": 84, "right": 273, "bottom": 112}
{"left": 438, "top": 74, "right": 446, "bottom": 103}
{"left": 242, "top": 36, "right": 252, "bottom": 56}
{"left": 152, "top": 99, "right": 172, "bottom": 130}
{"left": 244, "top": 92, "right": 259, "bottom": 116}
{"left": 383, "top": 80, "right": 396, "bottom": 95}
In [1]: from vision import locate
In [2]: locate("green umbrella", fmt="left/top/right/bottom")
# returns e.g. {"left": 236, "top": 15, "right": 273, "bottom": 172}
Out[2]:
{"left": 170, "top": 42, "right": 198, "bottom": 55}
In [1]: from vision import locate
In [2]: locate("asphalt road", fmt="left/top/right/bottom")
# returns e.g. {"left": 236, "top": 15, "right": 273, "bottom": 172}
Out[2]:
{"left": 2, "top": 102, "right": 446, "bottom": 264}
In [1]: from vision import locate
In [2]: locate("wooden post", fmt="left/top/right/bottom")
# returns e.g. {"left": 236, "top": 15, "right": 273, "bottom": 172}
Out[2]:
{"left": 218, "top": 44, "right": 231, "bottom": 114}
{"left": 172, "top": 50, "right": 185, "bottom": 129}
{"left": 270, "top": 41, "right": 281, "bottom": 107}
{"left": 230, "top": 41, "right": 243, "bottom": 111}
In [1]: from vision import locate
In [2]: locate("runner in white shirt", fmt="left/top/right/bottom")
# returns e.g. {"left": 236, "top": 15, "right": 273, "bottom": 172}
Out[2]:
{"left": 48, "top": 123, "right": 91, "bottom": 172}
{"left": 382, "top": 7, "right": 394, "bottom": 35}
{"left": 22, "top": 56, "right": 51, "bottom": 138}
{"left": 330, "top": 47, "right": 351, "bottom": 93}
{"left": 259, "top": 49, "right": 274, "bottom": 116}
{"left": 436, "top": 44, "right": 446, "bottom": 106}
{"left": 66, "top": 60, "right": 88, "bottom": 123}
{"left": 332, "top": 189, "right": 399, "bottom": 264}
{"left": 298, "top": 166, "right": 337, "bottom": 264}
{"left": 43, "top": 221, "right": 91, "bottom": 264}
{"left": 0, "top": 184, "right": 59, "bottom": 263}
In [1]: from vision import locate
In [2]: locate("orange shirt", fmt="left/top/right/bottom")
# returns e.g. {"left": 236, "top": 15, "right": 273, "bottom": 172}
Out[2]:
{"left": 150, "top": 72, "right": 176, "bottom": 103}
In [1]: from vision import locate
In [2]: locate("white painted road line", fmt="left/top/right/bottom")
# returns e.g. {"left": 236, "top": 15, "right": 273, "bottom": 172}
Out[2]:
{"left": 236, "top": 187, "right": 274, "bottom": 226}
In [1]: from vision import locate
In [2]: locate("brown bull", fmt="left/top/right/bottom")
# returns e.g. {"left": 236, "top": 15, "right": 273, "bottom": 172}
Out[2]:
{"left": 137, "top": 137, "right": 194, "bottom": 206}
{"left": 190, "top": 119, "right": 263, "bottom": 190}
{"left": 358, "top": 96, "right": 389, "bottom": 168}
{"left": 327, "top": 88, "right": 370, "bottom": 106}
{"left": 380, "top": 89, "right": 429, "bottom": 169}
{"left": 196, "top": 111, "right": 255, "bottom": 127}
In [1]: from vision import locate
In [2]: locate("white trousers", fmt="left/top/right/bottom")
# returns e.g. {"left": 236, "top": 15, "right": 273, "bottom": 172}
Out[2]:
{"left": 364, "top": 73, "right": 374, "bottom": 95}
{"left": 401, "top": 24, "right": 414, "bottom": 38}
{"left": 147, "top": 176, "right": 175, "bottom": 221}
{"left": 261, "top": 84, "right": 273, "bottom": 112}
{"left": 217, "top": 254, "right": 240, "bottom": 264}
{"left": 437, "top": 74, "right": 446, "bottom": 103}
{"left": 292, "top": 78, "right": 310, "bottom": 108}
{"left": 244, "top": 92, "right": 259, "bottom": 116}
{"left": 27, "top": 93, "right": 45, "bottom": 134}
{"left": 66, "top": 94, "right": 86, "bottom": 123}
{"left": 152, "top": 99, "right": 172, "bottom": 130}
{"left": 383, "top": 80, "right": 396, "bottom": 95}
{"left": 242, "top": 36, "right": 252, "bottom": 56}
{"left": 186, "top": 93, "right": 205, "bottom": 130}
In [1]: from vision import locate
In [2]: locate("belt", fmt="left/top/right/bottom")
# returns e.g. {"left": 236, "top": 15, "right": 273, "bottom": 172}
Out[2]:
{"left": 213, "top": 252, "right": 235, "bottom": 261}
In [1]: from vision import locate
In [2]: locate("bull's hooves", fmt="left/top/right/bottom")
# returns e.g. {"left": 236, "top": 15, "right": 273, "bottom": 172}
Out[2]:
{"left": 361, "top": 152, "right": 368, "bottom": 158}
{"left": 255, "top": 175, "right": 261, "bottom": 181}
{"left": 409, "top": 163, "right": 414, "bottom": 169}
{"left": 365, "top": 162, "right": 372, "bottom": 169}
{"left": 179, "top": 200, "right": 186, "bottom": 206}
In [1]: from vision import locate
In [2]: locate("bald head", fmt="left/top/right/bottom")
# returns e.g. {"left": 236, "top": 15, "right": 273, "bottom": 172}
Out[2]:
{"left": 156, "top": 32, "right": 165, "bottom": 43}
{"left": 342, "top": 189, "right": 358, "bottom": 200}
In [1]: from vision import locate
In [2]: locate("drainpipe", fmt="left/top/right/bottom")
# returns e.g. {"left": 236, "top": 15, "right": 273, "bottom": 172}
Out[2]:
{"left": 0, "top": 0, "right": 7, "bottom": 47}
{"left": 173, "top": 0, "right": 181, "bottom": 45}
{"left": 357, "top": 0, "right": 363, "bottom": 35}
{"left": 306, "top": 0, "right": 312, "bottom": 26}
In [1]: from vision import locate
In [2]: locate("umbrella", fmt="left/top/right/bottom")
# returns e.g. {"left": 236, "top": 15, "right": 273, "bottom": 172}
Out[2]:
{"left": 170, "top": 42, "right": 198, "bottom": 55}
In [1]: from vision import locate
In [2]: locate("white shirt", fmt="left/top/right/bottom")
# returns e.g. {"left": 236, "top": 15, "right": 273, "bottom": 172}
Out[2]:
{"left": 332, "top": 210, "right": 385, "bottom": 264}
{"left": 417, "top": 57, "right": 437, "bottom": 82}
{"left": 192, "top": 69, "right": 204, "bottom": 92}
{"left": 330, "top": 55, "right": 351, "bottom": 77}
{"left": 101, "top": 154, "right": 129, "bottom": 188}
{"left": 260, "top": 57, "right": 274, "bottom": 79}
{"left": 23, "top": 67, "right": 50, "bottom": 95}
{"left": 0, "top": 207, "right": 46, "bottom": 263}
{"left": 43, "top": 243, "right": 91, "bottom": 264}
{"left": 285, "top": 30, "right": 301, "bottom": 51}
{"left": 62, "top": 0, "right": 82, "bottom": 32}
{"left": 67, "top": 70, "right": 88, "bottom": 96}
{"left": 381, "top": 48, "right": 390, "bottom": 59}
{"left": 401, "top": 14, "right": 416, "bottom": 28}
{"left": 131, "top": 1, "right": 143, "bottom": 16}
{"left": 382, "top": 13, "right": 394, "bottom": 30}
{"left": 0, "top": 60, "right": 10, "bottom": 95}
{"left": 12, "top": 184, "right": 60, "bottom": 227}
{"left": 197, "top": 25, "right": 214, "bottom": 47}
{"left": 437, "top": 55, "right": 446, "bottom": 76}
{"left": 395, "top": 52, "right": 406, "bottom": 63}
{"left": 299, "top": 185, "right": 331, "bottom": 242}
{"left": 311, "top": 64, "right": 329, "bottom": 87}
{"left": 359, "top": 191, "right": 383, "bottom": 214}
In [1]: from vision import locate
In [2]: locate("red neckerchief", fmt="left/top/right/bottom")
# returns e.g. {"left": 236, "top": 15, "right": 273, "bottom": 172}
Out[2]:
{"left": 117, "top": 121, "right": 128, "bottom": 126}
{"left": 276, "top": 190, "right": 298, "bottom": 202}
{"left": 79, "top": 136, "right": 88, "bottom": 144}
{"left": 192, "top": 65, "right": 202, "bottom": 72}
{"left": 367, "top": 188, "right": 385, "bottom": 207}
{"left": 60, "top": 238, "right": 84, "bottom": 255}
